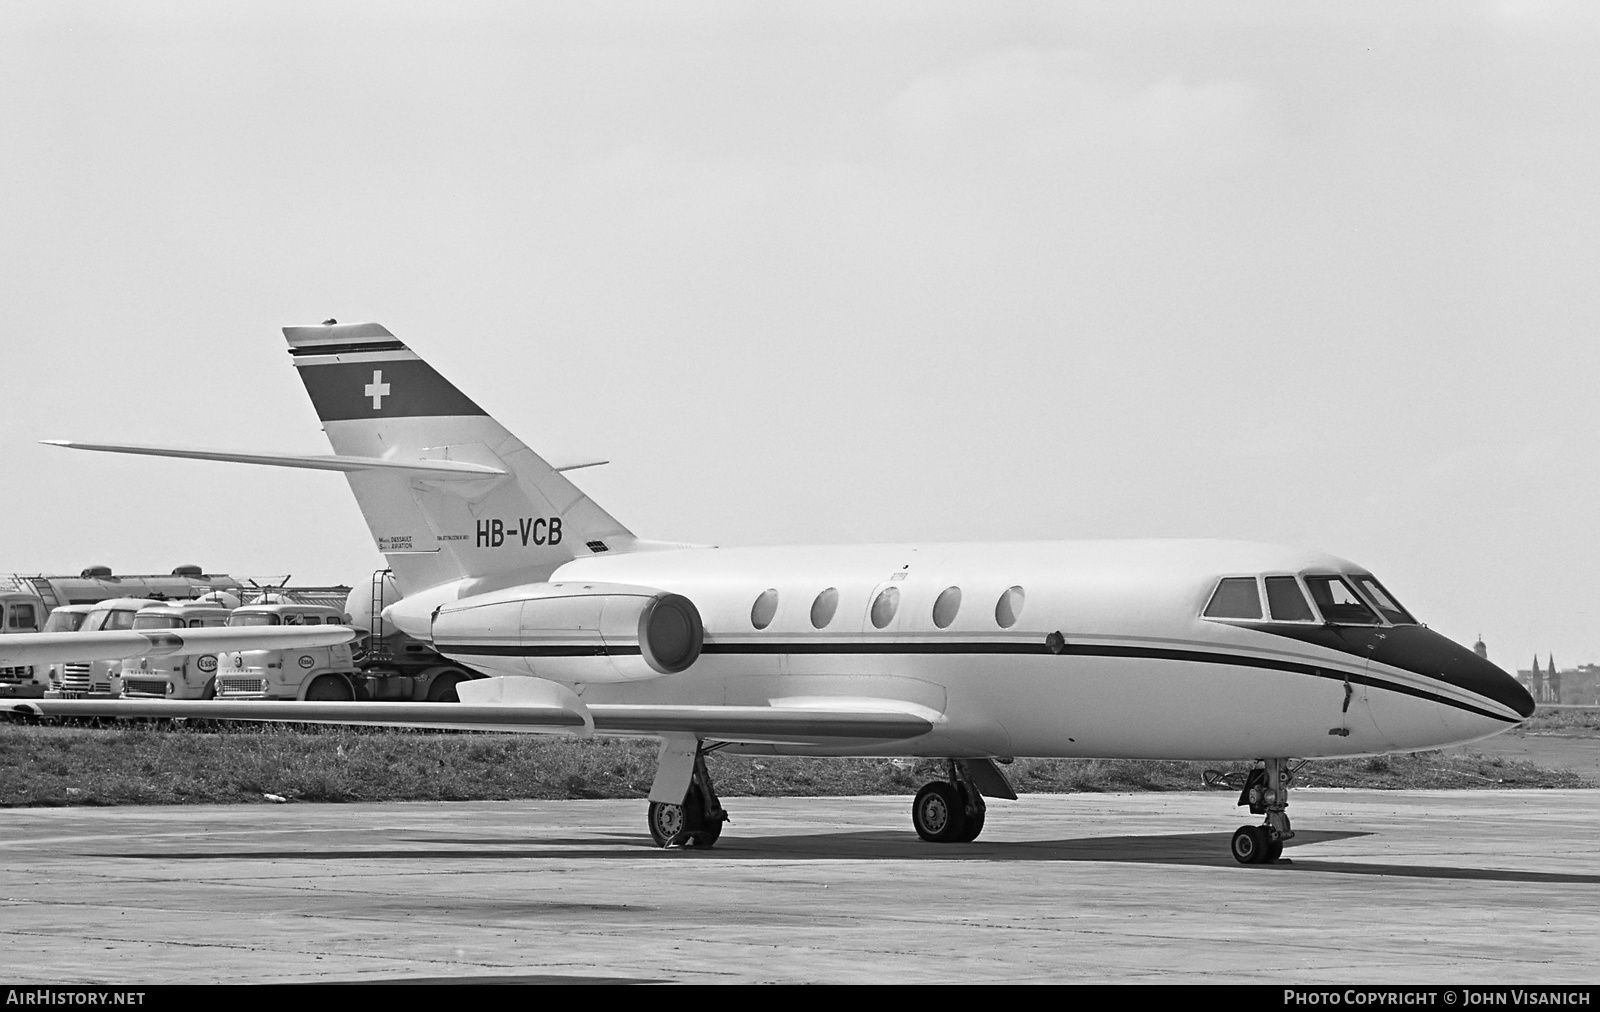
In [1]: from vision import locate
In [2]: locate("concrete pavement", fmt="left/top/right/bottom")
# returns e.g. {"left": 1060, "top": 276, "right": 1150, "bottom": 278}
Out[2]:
{"left": 3, "top": 791, "right": 1597, "bottom": 984}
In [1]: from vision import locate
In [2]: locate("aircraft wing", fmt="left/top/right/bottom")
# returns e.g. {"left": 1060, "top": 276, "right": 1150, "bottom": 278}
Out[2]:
{"left": 11, "top": 691, "right": 936, "bottom": 745}
{"left": 11, "top": 698, "right": 584, "bottom": 733}
{"left": 588, "top": 704, "right": 933, "bottom": 743}
{"left": 0, "top": 626, "right": 358, "bottom": 667}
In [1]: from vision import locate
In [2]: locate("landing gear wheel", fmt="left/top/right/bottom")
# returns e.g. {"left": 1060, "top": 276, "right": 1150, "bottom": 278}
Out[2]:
{"left": 648, "top": 801, "right": 683, "bottom": 847}
{"left": 912, "top": 782, "right": 967, "bottom": 842}
{"left": 1231, "top": 825, "right": 1268, "bottom": 865}
{"left": 647, "top": 785, "right": 721, "bottom": 848}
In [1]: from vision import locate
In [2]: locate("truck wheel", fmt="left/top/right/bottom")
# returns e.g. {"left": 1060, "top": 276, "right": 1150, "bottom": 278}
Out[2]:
{"left": 425, "top": 669, "right": 469, "bottom": 703}
{"left": 201, "top": 677, "right": 216, "bottom": 700}
{"left": 304, "top": 674, "right": 355, "bottom": 702}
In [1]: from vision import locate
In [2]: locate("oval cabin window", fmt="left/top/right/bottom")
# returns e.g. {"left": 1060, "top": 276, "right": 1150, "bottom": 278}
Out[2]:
{"left": 932, "top": 586, "right": 962, "bottom": 629}
{"left": 750, "top": 588, "right": 779, "bottom": 630}
{"left": 995, "top": 586, "right": 1025, "bottom": 629}
{"left": 870, "top": 587, "right": 900, "bottom": 629}
{"left": 810, "top": 588, "right": 840, "bottom": 629}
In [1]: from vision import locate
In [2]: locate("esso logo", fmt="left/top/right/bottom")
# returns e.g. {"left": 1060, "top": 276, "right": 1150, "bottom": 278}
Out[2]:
{"left": 298, "top": 655, "right": 314, "bottom": 669}
{"left": 196, "top": 655, "right": 218, "bottom": 674}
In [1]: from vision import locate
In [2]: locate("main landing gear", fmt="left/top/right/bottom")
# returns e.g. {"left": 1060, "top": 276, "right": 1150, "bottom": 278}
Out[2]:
{"left": 911, "top": 760, "right": 988, "bottom": 843}
{"left": 1227, "top": 758, "right": 1302, "bottom": 865}
{"left": 647, "top": 744, "right": 729, "bottom": 848}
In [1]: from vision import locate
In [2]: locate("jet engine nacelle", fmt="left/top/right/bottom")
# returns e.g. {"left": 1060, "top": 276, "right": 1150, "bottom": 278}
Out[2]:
{"left": 430, "top": 581, "right": 703, "bottom": 683}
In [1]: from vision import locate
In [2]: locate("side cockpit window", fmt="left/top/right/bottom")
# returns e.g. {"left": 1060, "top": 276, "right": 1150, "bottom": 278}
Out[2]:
{"left": 1351, "top": 575, "right": 1416, "bottom": 625}
{"left": 1265, "top": 576, "right": 1315, "bottom": 622}
{"left": 1304, "top": 575, "right": 1382, "bottom": 625}
{"left": 1203, "top": 578, "right": 1262, "bottom": 620}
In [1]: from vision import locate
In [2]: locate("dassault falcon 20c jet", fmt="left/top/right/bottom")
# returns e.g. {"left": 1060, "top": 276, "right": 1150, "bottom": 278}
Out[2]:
{"left": 28, "top": 322, "right": 1534, "bottom": 864}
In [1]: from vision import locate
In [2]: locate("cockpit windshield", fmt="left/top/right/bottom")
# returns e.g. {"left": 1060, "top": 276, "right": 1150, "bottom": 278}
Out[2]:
{"left": 1264, "top": 576, "right": 1315, "bottom": 621}
{"left": 1303, "top": 576, "right": 1382, "bottom": 625}
{"left": 1350, "top": 575, "right": 1417, "bottom": 625}
{"left": 1203, "top": 578, "right": 1262, "bottom": 620}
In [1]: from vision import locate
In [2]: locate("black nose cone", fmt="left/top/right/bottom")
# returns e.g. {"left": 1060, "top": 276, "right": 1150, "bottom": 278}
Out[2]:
{"left": 1373, "top": 627, "right": 1535, "bottom": 718}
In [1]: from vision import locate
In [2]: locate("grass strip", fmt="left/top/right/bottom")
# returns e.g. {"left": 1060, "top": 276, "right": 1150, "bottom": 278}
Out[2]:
{"left": 2, "top": 718, "right": 1589, "bottom": 808}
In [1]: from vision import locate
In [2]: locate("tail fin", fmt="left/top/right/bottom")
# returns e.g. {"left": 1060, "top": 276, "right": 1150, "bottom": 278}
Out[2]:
{"left": 285, "top": 322, "right": 634, "bottom": 595}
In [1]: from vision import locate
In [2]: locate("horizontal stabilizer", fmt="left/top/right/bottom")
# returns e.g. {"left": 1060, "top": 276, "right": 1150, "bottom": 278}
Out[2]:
{"left": 44, "top": 440, "right": 605, "bottom": 476}
{"left": 0, "top": 626, "right": 357, "bottom": 668}
{"left": 42, "top": 440, "right": 506, "bottom": 479}
{"left": 548, "top": 457, "right": 608, "bottom": 473}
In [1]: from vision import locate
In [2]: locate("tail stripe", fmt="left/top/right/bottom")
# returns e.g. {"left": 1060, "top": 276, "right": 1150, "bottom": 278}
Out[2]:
{"left": 296, "top": 358, "right": 486, "bottom": 420}
{"left": 288, "top": 340, "right": 407, "bottom": 357}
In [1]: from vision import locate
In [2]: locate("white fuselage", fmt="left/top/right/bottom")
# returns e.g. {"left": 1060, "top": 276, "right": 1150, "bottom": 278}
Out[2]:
{"left": 420, "top": 538, "right": 1526, "bottom": 761}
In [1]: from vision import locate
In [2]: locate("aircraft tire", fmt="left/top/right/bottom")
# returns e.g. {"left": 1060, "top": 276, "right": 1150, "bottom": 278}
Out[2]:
{"left": 954, "top": 805, "right": 985, "bottom": 843}
{"left": 690, "top": 819, "right": 722, "bottom": 847}
{"left": 647, "top": 801, "right": 682, "bottom": 847}
{"left": 912, "top": 782, "right": 967, "bottom": 843}
{"left": 1231, "top": 825, "right": 1267, "bottom": 864}
{"left": 1264, "top": 833, "right": 1284, "bottom": 863}
{"left": 647, "top": 784, "right": 718, "bottom": 848}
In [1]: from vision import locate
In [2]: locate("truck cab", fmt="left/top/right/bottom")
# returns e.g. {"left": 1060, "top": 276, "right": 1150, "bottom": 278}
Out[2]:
{"left": 120, "top": 600, "right": 233, "bottom": 700}
{"left": 39, "top": 604, "right": 94, "bottom": 696}
{"left": 215, "top": 603, "right": 357, "bottom": 701}
{"left": 0, "top": 591, "right": 46, "bottom": 698}
{"left": 46, "top": 597, "right": 155, "bottom": 698}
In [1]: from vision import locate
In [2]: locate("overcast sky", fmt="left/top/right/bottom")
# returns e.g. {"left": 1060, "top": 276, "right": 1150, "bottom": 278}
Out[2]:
{"left": 2, "top": 1, "right": 1596, "bottom": 670}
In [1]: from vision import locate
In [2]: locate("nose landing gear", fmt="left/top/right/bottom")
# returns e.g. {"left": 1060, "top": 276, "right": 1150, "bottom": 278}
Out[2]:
{"left": 1228, "top": 758, "right": 1301, "bottom": 864}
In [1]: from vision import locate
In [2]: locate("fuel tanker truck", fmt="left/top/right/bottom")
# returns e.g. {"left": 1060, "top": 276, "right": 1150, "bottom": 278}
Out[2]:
{"left": 179, "top": 572, "right": 480, "bottom": 702}
{"left": 342, "top": 569, "right": 481, "bottom": 702}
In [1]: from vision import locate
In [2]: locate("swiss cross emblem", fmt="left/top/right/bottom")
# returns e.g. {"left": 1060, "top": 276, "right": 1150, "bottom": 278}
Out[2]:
{"left": 364, "top": 370, "right": 391, "bottom": 410}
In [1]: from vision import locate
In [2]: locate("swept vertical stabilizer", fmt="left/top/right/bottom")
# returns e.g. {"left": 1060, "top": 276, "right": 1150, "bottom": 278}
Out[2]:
{"left": 284, "top": 322, "right": 634, "bottom": 595}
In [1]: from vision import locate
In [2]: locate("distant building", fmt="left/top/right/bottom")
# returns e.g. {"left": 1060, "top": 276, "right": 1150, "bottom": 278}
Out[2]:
{"left": 1514, "top": 655, "right": 1600, "bottom": 705}
{"left": 1563, "top": 664, "right": 1600, "bottom": 706}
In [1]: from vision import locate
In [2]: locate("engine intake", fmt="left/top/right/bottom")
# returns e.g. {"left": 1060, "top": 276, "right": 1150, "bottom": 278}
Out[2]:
{"left": 637, "top": 593, "right": 703, "bottom": 675}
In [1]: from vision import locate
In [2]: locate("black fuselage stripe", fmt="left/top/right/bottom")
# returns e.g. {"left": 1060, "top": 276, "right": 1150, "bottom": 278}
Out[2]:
{"left": 439, "top": 640, "right": 1517, "bottom": 723}
{"left": 449, "top": 644, "right": 625, "bottom": 658}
